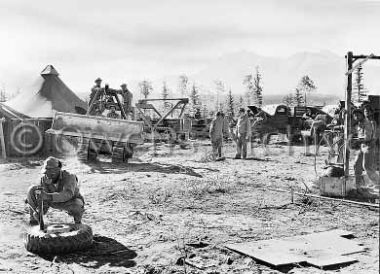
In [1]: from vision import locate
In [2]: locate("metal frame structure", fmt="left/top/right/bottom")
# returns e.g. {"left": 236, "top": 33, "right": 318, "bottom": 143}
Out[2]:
{"left": 344, "top": 51, "right": 380, "bottom": 187}
{"left": 135, "top": 98, "right": 189, "bottom": 132}
{"left": 87, "top": 86, "right": 127, "bottom": 119}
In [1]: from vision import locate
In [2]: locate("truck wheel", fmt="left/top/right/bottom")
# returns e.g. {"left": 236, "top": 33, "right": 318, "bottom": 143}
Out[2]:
{"left": 124, "top": 144, "right": 134, "bottom": 160}
{"left": 24, "top": 224, "right": 93, "bottom": 254}
{"left": 112, "top": 146, "right": 125, "bottom": 163}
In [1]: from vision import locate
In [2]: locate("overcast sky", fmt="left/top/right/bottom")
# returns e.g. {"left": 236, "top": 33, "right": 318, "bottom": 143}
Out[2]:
{"left": 1, "top": 0, "right": 379, "bottom": 94}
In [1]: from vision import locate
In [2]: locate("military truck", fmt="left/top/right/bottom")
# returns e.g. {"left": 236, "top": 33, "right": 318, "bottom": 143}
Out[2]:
{"left": 247, "top": 104, "right": 333, "bottom": 143}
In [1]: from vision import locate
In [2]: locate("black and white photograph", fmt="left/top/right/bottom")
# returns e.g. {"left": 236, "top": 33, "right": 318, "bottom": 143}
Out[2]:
{"left": 0, "top": 0, "right": 379, "bottom": 273}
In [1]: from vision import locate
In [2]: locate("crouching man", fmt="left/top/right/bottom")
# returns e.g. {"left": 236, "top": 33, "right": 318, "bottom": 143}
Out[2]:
{"left": 26, "top": 157, "right": 85, "bottom": 225}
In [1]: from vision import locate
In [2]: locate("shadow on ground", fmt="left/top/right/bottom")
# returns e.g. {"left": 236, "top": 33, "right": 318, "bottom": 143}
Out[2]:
{"left": 41, "top": 235, "right": 137, "bottom": 269}
{"left": 86, "top": 161, "right": 216, "bottom": 177}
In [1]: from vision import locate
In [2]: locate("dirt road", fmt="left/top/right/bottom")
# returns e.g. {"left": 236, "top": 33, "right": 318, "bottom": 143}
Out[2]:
{"left": 0, "top": 141, "right": 378, "bottom": 273}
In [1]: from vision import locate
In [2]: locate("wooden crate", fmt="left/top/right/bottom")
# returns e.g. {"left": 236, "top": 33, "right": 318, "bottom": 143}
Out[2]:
{"left": 319, "top": 176, "right": 356, "bottom": 197}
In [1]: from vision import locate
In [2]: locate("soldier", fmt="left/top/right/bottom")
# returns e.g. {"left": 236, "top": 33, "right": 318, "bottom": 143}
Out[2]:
{"left": 26, "top": 157, "right": 85, "bottom": 225}
{"left": 352, "top": 109, "right": 379, "bottom": 194}
{"left": 209, "top": 111, "right": 226, "bottom": 160}
{"left": 120, "top": 83, "right": 133, "bottom": 117}
{"left": 234, "top": 108, "right": 251, "bottom": 159}
{"left": 107, "top": 105, "right": 120, "bottom": 119}
{"left": 89, "top": 77, "right": 103, "bottom": 106}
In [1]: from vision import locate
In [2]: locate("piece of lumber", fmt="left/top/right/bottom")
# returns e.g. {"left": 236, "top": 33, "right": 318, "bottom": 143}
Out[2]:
{"left": 267, "top": 187, "right": 379, "bottom": 209}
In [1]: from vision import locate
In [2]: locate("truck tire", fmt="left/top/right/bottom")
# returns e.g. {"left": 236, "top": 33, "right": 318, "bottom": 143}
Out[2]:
{"left": 24, "top": 224, "right": 93, "bottom": 255}
{"left": 112, "top": 145, "right": 125, "bottom": 163}
{"left": 124, "top": 144, "right": 134, "bottom": 160}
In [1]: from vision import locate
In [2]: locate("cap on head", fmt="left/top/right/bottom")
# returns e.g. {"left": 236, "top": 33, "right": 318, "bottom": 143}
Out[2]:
{"left": 95, "top": 77, "right": 102, "bottom": 83}
{"left": 363, "top": 104, "right": 373, "bottom": 113}
{"left": 121, "top": 83, "right": 127, "bottom": 88}
{"left": 352, "top": 108, "right": 363, "bottom": 116}
{"left": 41, "top": 156, "right": 62, "bottom": 172}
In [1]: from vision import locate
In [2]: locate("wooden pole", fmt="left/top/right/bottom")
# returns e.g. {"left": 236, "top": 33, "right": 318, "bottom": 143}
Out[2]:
{"left": 0, "top": 118, "right": 6, "bottom": 159}
{"left": 344, "top": 52, "right": 353, "bottom": 185}
{"left": 268, "top": 187, "right": 379, "bottom": 209}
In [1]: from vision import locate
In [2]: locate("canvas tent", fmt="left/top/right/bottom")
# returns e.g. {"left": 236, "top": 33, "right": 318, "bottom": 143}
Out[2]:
{"left": 5, "top": 65, "right": 87, "bottom": 117}
{"left": 0, "top": 103, "right": 30, "bottom": 119}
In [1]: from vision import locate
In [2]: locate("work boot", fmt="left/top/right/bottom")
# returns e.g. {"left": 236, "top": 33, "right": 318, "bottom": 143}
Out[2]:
{"left": 234, "top": 155, "right": 241, "bottom": 159}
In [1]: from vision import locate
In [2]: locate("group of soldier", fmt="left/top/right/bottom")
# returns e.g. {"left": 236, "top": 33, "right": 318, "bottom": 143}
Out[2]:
{"left": 350, "top": 105, "right": 379, "bottom": 195}
{"left": 89, "top": 77, "right": 133, "bottom": 119}
{"left": 209, "top": 103, "right": 379, "bottom": 197}
{"left": 209, "top": 107, "right": 251, "bottom": 160}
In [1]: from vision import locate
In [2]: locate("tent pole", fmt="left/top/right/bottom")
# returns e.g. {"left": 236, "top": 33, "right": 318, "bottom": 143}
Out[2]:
{"left": 0, "top": 118, "right": 6, "bottom": 160}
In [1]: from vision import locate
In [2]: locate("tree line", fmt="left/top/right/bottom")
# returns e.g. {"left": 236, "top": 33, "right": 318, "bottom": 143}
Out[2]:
{"left": 138, "top": 64, "right": 367, "bottom": 118}
{"left": 137, "top": 66, "right": 265, "bottom": 119}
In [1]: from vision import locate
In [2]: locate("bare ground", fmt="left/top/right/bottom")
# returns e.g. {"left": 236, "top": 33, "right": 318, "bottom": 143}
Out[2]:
{"left": 0, "top": 140, "right": 378, "bottom": 274}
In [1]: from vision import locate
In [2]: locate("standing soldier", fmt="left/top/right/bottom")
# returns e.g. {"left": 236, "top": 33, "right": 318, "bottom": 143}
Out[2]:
{"left": 352, "top": 109, "right": 379, "bottom": 195}
{"left": 234, "top": 108, "right": 251, "bottom": 159}
{"left": 89, "top": 77, "right": 103, "bottom": 106}
{"left": 209, "top": 111, "right": 225, "bottom": 160}
{"left": 120, "top": 83, "right": 133, "bottom": 118}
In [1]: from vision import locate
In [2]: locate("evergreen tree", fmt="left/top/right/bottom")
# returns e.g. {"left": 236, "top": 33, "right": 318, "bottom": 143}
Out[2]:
{"left": 294, "top": 88, "right": 304, "bottom": 106}
{"left": 353, "top": 64, "right": 367, "bottom": 103}
{"left": 188, "top": 83, "right": 201, "bottom": 118}
{"left": 226, "top": 88, "right": 235, "bottom": 117}
{"left": 253, "top": 66, "right": 263, "bottom": 107}
{"left": 236, "top": 95, "right": 244, "bottom": 113}
{"left": 297, "top": 75, "right": 316, "bottom": 106}
{"left": 138, "top": 80, "right": 153, "bottom": 99}
{"left": 282, "top": 93, "right": 294, "bottom": 107}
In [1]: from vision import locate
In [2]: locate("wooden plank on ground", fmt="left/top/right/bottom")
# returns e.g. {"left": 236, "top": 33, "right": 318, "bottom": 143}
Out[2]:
{"left": 308, "top": 256, "right": 357, "bottom": 269}
{"left": 226, "top": 229, "right": 365, "bottom": 268}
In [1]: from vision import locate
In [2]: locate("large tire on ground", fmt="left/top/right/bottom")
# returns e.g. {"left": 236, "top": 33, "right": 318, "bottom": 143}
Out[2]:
{"left": 24, "top": 224, "right": 93, "bottom": 254}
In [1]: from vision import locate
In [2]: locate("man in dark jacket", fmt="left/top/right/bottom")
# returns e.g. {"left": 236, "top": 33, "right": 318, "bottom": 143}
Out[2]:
{"left": 209, "top": 111, "right": 226, "bottom": 160}
{"left": 26, "top": 157, "right": 85, "bottom": 225}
